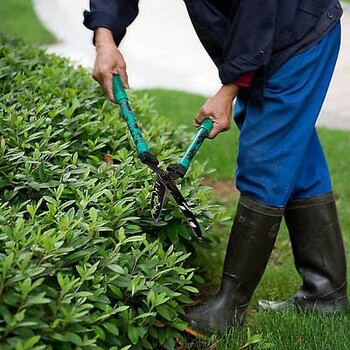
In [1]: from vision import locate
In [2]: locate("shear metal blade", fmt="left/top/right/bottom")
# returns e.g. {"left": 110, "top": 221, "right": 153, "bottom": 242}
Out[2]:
{"left": 150, "top": 179, "right": 167, "bottom": 222}
{"left": 147, "top": 163, "right": 202, "bottom": 240}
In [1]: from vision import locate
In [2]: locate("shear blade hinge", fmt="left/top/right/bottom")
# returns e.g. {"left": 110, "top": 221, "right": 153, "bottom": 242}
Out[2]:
{"left": 167, "top": 164, "right": 187, "bottom": 179}
{"left": 140, "top": 152, "right": 159, "bottom": 165}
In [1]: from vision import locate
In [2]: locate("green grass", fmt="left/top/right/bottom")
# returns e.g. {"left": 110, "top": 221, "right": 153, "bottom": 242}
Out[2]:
{"left": 136, "top": 88, "right": 350, "bottom": 350}
{"left": 205, "top": 312, "right": 350, "bottom": 350}
{"left": 0, "top": 0, "right": 55, "bottom": 44}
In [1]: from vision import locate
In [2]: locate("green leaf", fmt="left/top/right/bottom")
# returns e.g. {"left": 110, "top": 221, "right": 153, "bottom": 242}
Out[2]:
{"left": 57, "top": 273, "right": 65, "bottom": 289}
{"left": 183, "top": 286, "right": 199, "bottom": 293}
{"left": 133, "top": 312, "right": 157, "bottom": 322}
{"left": 171, "top": 320, "right": 187, "bottom": 331}
{"left": 26, "top": 292, "right": 50, "bottom": 305}
{"left": 103, "top": 322, "right": 119, "bottom": 336}
{"left": 43, "top": 196, "right": 56, "bottom": 204}
{"left": 162, "top": 337, "right": 175, "bottom": 350}
{"left": 118, "top": 227, "right": 125, "bottom": 241}
{"left": 115, "top": 305, "right": 129, "bottom": 313}
{"left": 93, "top": 325, "right": 106, "bottom": 340}
{"left": 127, "top": 325, "right": 139, "bottom": 345}
{"left": 157, "top": 305, "right": 175, "bottom": 321}
{"left": 19, "top": 278, "right": 32, "bottom": 296}
{"left": 108, "top": 285, "right": 123, "bottom": 298}
{"left": 63, "top": 332, "right": 82, "bottom": 346}
{"left": 28, "top": 181, "right": 40, "bottom": 191}
{"left": 108, "top": 264, "right": 124, "bottom": 274}
{"left": 89, "top": 207, "right": 98, "bottom": 222}
{"left": 24, "top": 335, "right": 41, "bottom": 349}
{"left": 72, "top": 152, "right": 78, "bottom": 165}
{"left": 14, "top": 310, "right": 25, "bottom": 323}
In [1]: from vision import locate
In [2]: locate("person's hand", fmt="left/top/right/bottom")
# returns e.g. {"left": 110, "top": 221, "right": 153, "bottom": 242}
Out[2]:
{"left": 92, "top": 28, "right": 129, "bottom": 102}
{"left": 194, "top": 84, "right": 239, "bottom": 139}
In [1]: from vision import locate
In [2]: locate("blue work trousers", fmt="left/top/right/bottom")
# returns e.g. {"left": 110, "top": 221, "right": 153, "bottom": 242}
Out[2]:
{"left": 234, "top": 23, "right": 341, "bottom": 207}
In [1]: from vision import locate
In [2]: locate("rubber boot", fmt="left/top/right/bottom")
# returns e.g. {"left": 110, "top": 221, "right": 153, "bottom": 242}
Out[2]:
{"left": 185, "top": 195, "right": 284, "bottom": 333}
{"left": 259, "top": 193, "right": 348, "bottom": 312}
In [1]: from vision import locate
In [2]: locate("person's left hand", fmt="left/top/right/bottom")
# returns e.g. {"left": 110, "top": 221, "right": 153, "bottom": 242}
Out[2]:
{"left": 194, "top": 83, "right": 239, "bottom": 139}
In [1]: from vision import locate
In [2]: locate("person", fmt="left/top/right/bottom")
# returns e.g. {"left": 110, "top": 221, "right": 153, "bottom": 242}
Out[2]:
{"left": 84, "top": 0, "right": 347, "bottom": 333}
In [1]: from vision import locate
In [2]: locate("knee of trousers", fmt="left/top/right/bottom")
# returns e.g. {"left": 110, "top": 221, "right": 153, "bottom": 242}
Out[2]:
{"left": 235, "top": 146, "right": 294, "bottom": 207}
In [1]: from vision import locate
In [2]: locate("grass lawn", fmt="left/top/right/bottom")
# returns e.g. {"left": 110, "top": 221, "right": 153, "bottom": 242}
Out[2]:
{"left": 136, "top": 88, "right": 350, "bottom": 350}
{"left": 0, "top": 0, "right": 55, "bottom": 45}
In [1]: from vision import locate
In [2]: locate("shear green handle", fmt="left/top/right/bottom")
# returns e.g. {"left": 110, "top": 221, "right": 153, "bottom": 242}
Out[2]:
{"left": 113, "top": 75, "right": 149, "bottom": 156}
{"left": 178, "top": 118, "right": 213, "bottom": 170}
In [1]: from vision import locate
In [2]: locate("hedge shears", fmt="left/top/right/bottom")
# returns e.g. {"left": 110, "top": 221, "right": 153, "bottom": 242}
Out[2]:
{"left": 113, "top": 75, "right": 213, "bottom": 241}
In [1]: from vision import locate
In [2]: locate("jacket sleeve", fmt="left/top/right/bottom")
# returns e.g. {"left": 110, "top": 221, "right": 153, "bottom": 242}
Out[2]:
{"left": 219, "top": 0, "right": 277, "bottom": 84}
{"left": 184, "top": 0, "right": 277, "bottom": 85}
{"left": 83, "top": 0, "right": 139, "bottom": 46}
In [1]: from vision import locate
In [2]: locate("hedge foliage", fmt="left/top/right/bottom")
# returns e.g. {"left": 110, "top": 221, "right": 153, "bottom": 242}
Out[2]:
{"left": 0, "top": 36, "right": 226, "bottom": 349}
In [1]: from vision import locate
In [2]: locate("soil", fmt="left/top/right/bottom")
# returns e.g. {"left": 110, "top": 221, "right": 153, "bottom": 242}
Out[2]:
{"left": 201, "top": 178, "right": 239, "bottom": 205}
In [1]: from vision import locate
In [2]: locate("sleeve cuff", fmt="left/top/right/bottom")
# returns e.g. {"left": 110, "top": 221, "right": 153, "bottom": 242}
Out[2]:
{"left": 218, "top": 55, "right": 263, "bottom": 85}
{"left": 83, "top": 10, "right": 126, "bottom": 46}
{"left": 233, "top": 71, "right": 256, "bottom": 88}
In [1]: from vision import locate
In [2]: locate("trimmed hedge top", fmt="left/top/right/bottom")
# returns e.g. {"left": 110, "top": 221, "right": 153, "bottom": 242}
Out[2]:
{"left": 0, "top": 36, "right": 225, "bottom": 349}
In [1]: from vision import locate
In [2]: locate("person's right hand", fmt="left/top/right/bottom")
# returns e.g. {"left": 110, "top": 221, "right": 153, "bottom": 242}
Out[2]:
{"left": 92, "top": 28, "right": 129, "bottom": 102}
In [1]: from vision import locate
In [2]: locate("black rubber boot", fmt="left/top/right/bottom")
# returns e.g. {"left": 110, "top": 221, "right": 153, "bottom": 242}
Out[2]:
{"left": 185, "top": 195, "right": 284, "bottom": 333}
{"left": 259, "top": 193, "right": 348, "bottom": 312}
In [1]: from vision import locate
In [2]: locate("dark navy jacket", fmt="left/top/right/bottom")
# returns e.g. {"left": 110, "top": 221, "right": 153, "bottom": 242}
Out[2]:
{"left": 84, "top": 0, "right": 342, "bottom": 91}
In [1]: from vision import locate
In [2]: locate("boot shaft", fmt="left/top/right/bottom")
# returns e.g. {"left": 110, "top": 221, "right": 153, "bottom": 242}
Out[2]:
{"left": 185, "top": 195, "right": 284, "bottom": 332}
{"left": 285, "top": 193, "right": 347, "bottom": 301}
{"left": 223, "top": 195, "right": 284, "bottom": 304}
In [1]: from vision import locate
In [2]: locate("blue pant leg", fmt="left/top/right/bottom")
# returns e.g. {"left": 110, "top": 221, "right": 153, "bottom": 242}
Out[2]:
{"left": 289, "top": 129, "right": 332, "bottom": 199}
{"left": 235, "top": 23, "right": 341, "bottom": 207}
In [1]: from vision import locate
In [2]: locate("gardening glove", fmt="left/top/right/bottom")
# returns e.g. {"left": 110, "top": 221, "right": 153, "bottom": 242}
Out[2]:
{"left": 92, "top": 28, "right": 129, "bottom": 102}
{"left": 194, "top": 83, "right": 238, "bottom": 139}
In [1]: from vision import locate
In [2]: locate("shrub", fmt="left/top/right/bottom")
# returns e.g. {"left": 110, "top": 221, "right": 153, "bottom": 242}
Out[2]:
{"left": 0, "top": 36, "right": 226, "bottom": 349}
